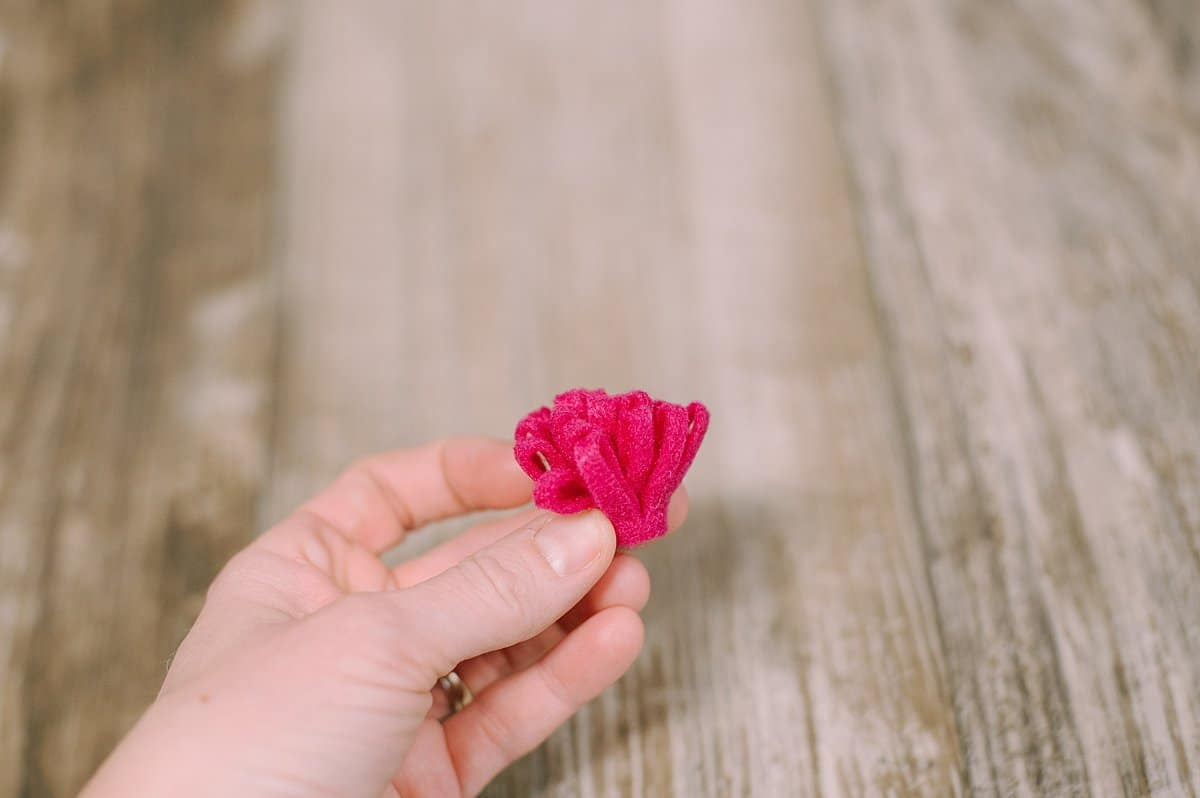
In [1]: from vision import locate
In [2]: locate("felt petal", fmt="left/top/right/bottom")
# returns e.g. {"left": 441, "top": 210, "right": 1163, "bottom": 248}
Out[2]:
{"left": 551, "top": 390, "right": 594, "bottom": 451}
{"left": 552, "top": 389, "right": 593, "bottom": 423}
{"left": 532, "top": 467, "right": 594, "bottom": 515}
{"left": 514, "top": 407, "right": 569, "bottom": 479}
{"left": 642, "top": 402, "right": 690, "bottom": 511}
{"left": 514, "top": 433, "right": 564, "bottom": 479}
{"left": 562, "top": 419, "right": 595, "bottom": 453}
{"left": 574, "top": 431, "right": 641, "bottom": 544}
{"left": 550, "top": 390, "right": 587, "bottom": 442}
{"left": 676, "top": 402, "right": 710, "bottom": 480}
{"left": 615, "top": 391, "right": 654, "bottom": 489}
{"left": 621, "top": 505, "right": 668, "bottom": 548}
{"left": 585, "top": 390, "right": 618, "bottom": 438}
{"left": 515, "top": 405, "right": 551, "bottom": 439}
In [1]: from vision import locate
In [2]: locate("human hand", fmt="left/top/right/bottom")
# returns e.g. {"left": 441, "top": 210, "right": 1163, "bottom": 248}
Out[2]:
{"left": 82, "top": 437, "right": 687, "bottom": 798}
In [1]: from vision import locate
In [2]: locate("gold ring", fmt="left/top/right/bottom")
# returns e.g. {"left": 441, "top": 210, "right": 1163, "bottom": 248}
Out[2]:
{"left": 438, "top": 671, "right": 474, "bottom": 718}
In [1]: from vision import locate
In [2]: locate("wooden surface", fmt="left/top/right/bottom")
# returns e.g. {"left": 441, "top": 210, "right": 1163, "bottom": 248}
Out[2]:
{"left": 1, "top": 1, "right": 1198, "bottom": 795}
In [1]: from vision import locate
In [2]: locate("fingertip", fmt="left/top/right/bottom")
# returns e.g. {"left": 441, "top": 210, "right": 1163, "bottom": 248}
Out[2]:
{"left": 666, "top": 486, "right": 690, "bottom": 530}
{"left": 560, "top": 554, "right": 650, "bottom": 632}
{"left": 444, "top": 436, "right": 533, "bottom": 507}
{"left": 610, "top": 554, "right": 651, "bottom": 612}
{"left": 590, "top": 509, "right": 620, "bottom": 575}
{"left": 577, "top": 508, "right": 618, "bottom": 564}
{"left": 499, "top": 456, "right": 535, "bottom": 502}
{"left": 594, "top": 606, "right": 645, "bottom": 665}
{"left": 531, "top": 509, "right": 615, "bottom": 578}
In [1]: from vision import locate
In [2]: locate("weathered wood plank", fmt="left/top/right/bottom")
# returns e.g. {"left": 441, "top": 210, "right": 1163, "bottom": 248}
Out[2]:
{"left": 262, "top": 2, "right": 411, "bottom": 529}
{"left": 653, "top": 2, "right": 962, "bottom": 794}
{"left": 0, "top": 2, "right": 282, "bottom": 795}
{"left": 819, "top": 0, "right": 1200, "bottom": 795}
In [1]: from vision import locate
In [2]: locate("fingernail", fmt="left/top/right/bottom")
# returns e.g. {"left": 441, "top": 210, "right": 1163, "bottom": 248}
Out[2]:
{"left": 533, "top": 511, "right": 610, "bottom": 575}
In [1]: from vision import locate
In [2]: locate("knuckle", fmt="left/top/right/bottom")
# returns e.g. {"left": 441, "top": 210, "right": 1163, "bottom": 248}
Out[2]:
{"left": 535, "top": 661, "right": 574, "bottom": 711}
{"left": 457, "top": 553, "right": 537, "bottom": 633}
{"left": 346, "top": 458, "right": 416, "bottom": 530}
{"left": 344, "top": 459, "right": 383, "bottom": 498}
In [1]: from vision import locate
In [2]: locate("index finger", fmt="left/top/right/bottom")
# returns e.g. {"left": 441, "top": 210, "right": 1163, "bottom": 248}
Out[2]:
{"left": 272, "top": 436, "right": 533, "bottom": 554}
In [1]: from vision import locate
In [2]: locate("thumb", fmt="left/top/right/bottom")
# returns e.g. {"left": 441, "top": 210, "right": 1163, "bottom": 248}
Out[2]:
{"left": 385, "top": 510, "right": 616, "bottom": 679}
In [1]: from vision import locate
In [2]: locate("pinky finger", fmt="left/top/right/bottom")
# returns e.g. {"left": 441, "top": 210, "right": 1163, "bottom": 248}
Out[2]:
{"left": 442, "top": 607, "right": 644, "bottom": 795}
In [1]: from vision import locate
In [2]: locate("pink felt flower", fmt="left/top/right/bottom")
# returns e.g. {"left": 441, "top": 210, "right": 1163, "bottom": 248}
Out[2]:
{"left": 514, "top": 388, "right": 709, "bottom": 547}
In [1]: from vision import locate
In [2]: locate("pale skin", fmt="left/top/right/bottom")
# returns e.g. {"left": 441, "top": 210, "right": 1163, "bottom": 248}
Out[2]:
{"left": 82, "top": 436, "right": 688, "bottom": 798}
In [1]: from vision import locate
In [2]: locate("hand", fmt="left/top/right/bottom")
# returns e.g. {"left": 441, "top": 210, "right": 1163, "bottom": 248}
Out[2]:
{"left": 82, "top": 437, "right": 687, "bottom": 798}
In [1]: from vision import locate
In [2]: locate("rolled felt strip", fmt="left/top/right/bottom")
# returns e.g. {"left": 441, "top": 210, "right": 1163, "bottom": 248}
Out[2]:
{"left": 514, "top": 388, "right": 709, "bottom": 547}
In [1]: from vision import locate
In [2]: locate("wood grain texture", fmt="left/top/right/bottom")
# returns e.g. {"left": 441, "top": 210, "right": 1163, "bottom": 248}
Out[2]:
{"left": 0, "top": 1, "right": 282, "bottom": 794}
{"left": 819, "top": 0, "right": 1200, "bottom": 795}
{"left": 2, "top": 0, "right": 1199, "bottom": 796}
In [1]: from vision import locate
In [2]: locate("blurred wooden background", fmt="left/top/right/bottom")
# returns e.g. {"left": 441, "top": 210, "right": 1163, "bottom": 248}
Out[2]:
{"left": 2, "top": 1, "right": 1199, "bottom": 795}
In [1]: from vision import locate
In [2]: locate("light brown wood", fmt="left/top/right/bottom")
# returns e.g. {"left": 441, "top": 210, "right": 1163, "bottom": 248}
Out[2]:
{"left": 0, "top": 1, "right": 282, "bottom": 795}
{"left": 2, "top": 0, "right": 1199, "bottom": 795}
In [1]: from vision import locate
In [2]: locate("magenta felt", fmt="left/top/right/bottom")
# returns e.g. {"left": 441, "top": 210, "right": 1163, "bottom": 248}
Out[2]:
{"left": 514, "top": 389, "right": 709, "bottom": 547}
